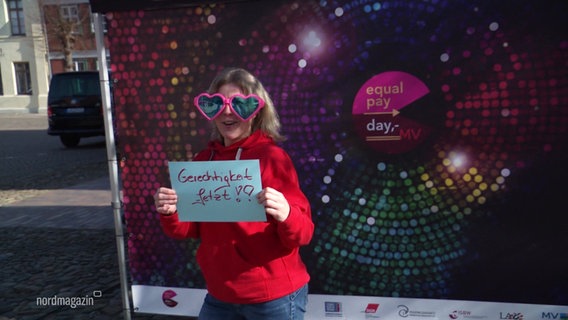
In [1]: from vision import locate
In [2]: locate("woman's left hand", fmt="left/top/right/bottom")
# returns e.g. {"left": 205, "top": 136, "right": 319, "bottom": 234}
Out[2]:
{"left": 257, "top": 187, "right": 290, "bottom": 222}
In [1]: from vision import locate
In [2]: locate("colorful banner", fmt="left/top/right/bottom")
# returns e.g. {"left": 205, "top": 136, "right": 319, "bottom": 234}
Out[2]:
{"left": 101, "top": 0, "right": 567, "bottom": 316}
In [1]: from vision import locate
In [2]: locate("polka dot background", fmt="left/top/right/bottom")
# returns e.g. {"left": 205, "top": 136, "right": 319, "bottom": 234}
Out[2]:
{"left": 105, "top": 0, "right": 567, "bottom": 304}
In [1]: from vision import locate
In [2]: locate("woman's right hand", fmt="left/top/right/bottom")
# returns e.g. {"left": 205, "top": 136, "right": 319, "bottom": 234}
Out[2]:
{"left": 153, "top": 187, "right": 178, "bottom": 215}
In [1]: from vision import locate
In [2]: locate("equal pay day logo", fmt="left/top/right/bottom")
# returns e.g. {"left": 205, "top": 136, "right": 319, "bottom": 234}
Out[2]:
{"left": 352, "top": 71, "right": 431, "bottom": 154}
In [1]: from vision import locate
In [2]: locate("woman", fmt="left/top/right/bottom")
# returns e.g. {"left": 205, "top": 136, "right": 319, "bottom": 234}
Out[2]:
{"left": 154, "top": 67, "right": 314, "bottom": 320}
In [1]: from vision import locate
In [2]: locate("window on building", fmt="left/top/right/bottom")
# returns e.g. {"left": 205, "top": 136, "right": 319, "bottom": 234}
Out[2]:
{"left": 61, "top": 5, "right": 82, "bottom": 34}
{"left": 14, "top": 62, "right": 32, "bottom": 95}
{"left": 8, "top": 0, "right": 25, "bottom": 36}
{"left": 74, "top": 59, "right": 89, "bottom": 71}
{"left": 90, "top": 14, "right": 107, "bottom": 34}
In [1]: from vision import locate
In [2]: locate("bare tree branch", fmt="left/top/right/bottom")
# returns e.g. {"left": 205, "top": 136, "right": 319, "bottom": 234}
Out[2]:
{"left": 41, "top": 0, "right": 90, "bottom": 71}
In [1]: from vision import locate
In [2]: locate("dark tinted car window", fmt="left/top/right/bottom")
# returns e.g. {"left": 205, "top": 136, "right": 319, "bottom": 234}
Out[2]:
{"left": 48, "top": 73, "right": 101, "bottom": 102}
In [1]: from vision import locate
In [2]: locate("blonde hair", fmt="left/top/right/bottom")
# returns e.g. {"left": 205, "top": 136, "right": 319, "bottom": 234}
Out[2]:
{"left": 206, "top": 68, "right": 286, "bottom": 142}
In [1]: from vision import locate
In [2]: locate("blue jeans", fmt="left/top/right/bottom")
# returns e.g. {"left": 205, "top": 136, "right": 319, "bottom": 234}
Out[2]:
{"left": 198, "top": 284, "right": 308, "bottom": 320}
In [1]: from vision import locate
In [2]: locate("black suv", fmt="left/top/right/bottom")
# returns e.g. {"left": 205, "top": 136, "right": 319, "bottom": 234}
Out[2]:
{"left": 47, "top": 71, "right": 105, "bottom": 148}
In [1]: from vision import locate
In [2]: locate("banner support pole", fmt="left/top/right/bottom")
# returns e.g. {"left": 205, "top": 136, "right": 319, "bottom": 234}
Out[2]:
{"left": 93, "top": 12, "right": 132, "bottom": 320}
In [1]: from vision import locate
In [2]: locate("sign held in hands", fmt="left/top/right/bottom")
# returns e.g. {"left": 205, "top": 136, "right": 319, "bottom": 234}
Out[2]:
{"left": 168, "top": 160, "right": 266, "bottom": 222}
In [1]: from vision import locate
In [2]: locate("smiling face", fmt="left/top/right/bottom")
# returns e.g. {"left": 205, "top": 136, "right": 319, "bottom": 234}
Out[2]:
{"left": 214, "top": 83, "right": 255, "bottom": 146}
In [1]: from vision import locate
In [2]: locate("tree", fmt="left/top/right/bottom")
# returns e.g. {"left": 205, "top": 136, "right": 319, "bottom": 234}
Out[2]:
{"left": 41, "top": 1, "right": 92, "bottom": 72}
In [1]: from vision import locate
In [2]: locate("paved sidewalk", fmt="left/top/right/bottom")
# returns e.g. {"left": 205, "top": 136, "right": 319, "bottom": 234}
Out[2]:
{"left": 0, "top": 176, "right": 193, "bottom": 320}
{"left": 0, "top": 177, "right": 114, "bottom": 230}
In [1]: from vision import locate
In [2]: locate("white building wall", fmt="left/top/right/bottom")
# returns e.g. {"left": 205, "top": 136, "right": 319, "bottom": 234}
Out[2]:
{"left": 0, "top": 0, "right": 50, "bottom": 113}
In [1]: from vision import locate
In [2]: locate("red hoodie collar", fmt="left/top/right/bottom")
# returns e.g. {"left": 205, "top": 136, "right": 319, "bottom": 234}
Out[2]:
{"left": 208, "top": 130, "right": 274, "bottom": 154}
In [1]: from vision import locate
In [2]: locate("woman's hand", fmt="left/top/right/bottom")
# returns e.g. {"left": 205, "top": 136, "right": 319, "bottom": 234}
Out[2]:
{"left": 257, "top": 187, "right": 290, "bottom": 222}
{"left": 154, "top": 187, "right": 178, "bottom": 215}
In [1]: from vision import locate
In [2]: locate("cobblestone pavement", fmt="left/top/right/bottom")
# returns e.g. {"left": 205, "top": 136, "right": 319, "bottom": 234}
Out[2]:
{"left": 0, "top": 113, "right": 195, "bottom": 320}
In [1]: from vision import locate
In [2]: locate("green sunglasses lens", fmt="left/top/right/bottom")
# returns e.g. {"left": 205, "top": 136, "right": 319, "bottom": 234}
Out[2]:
{"left": 231, "top": 96, "right": 260, "bottom": 120}
{"left": 198, "top": 95, "right": 224, "bottom": 118}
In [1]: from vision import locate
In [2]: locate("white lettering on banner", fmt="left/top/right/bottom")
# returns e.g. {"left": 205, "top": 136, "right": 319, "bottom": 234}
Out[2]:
{"left": 365, "top": 81, "right": 404, "bottom": 110}
{"left": 366, "top": 119, "right": 400, "bottom": 134}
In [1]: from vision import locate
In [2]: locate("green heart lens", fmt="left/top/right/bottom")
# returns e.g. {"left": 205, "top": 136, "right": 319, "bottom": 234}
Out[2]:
{"left": 198, "top": 96, "right": 224, "bottom": 117}
{"left": 232, "top": 97, "right": 259, "bottom": 119}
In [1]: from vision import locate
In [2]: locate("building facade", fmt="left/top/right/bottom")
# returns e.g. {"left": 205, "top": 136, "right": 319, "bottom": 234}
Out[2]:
{"left": 0, "top": 0, "right": 50, "bottom": 113}
{"left": 43, "top": 0, "right": 101, "bottom": 74}
{"left": 0, "top": 0, "right": 105, "bottom": 113}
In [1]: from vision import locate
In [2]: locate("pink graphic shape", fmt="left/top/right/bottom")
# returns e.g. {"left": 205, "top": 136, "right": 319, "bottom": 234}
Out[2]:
{"left": 353, "top": 71, "right": 430, "bottom": 114}
{"left": 162, "top": 289, "right": 178, "bottom": 308}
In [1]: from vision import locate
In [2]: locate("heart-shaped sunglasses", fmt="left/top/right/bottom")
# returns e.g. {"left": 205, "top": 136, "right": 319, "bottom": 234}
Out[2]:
{"left": 193, "top": 93, "right": 265, "bottom": 121}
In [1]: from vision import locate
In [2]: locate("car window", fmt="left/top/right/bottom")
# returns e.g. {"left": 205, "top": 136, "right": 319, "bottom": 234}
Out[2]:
{"left": 49, "top": 74, "right": 101, "bottom": 100}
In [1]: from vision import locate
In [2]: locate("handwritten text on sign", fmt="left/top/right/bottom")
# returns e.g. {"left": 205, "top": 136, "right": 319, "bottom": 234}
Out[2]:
{"left": 168, "top": 160, "right": 266, "bottom": 222}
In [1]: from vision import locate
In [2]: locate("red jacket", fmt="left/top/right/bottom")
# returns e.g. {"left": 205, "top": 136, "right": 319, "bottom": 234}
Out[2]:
{"left": 160, "top": 130, "right": 314, "bottom": 304}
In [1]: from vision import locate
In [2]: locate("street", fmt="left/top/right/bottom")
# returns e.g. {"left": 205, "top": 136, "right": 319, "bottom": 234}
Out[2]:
{"left": 0, "top": 113, "right": 107, "bottom": 205}
{"left": 0, "top": 113, "right": 192, "bottom": 319}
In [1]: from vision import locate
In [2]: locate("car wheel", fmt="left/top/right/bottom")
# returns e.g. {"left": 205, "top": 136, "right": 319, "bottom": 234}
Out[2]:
{"left": 60, "top": 135, "right": 81, "bottom": 148}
